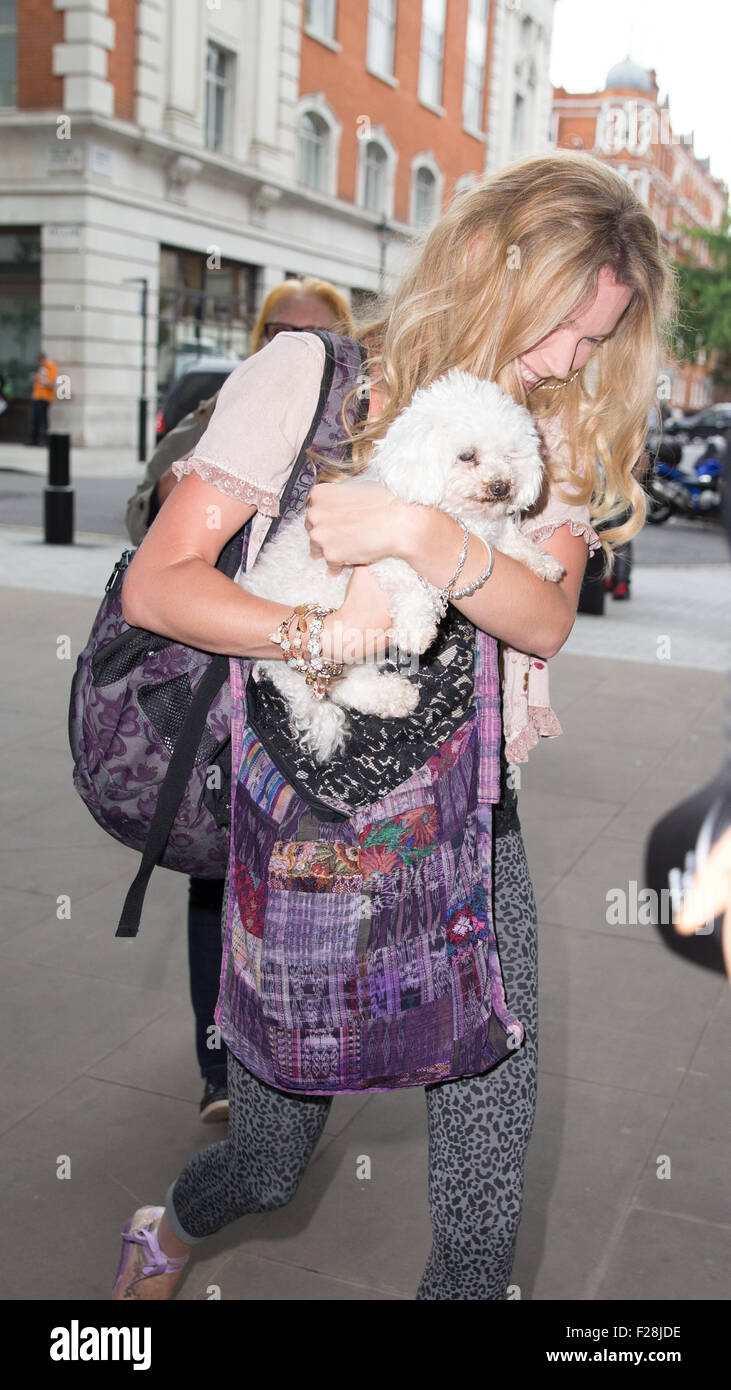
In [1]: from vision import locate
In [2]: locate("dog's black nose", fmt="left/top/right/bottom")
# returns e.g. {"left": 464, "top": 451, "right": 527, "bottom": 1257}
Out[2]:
{"left": 486, "top": 479, "right": 511, "bottom": 501}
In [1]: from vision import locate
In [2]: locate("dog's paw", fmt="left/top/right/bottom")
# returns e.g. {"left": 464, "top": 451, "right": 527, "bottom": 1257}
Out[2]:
{"left": 388, "top": 624, "right": 436, "bottom": 656}
{"left": 534, "top": 551, "right": 565, "bottom": 583}
{"left": 374, "top": 672, "right": 421, "bottom": 717}
{"left": 298, "top": 704, "right": 348, "bottom": 762}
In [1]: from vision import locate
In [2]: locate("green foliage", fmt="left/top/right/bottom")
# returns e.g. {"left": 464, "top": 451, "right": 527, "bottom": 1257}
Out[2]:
{"left": 674, "top": 215, "right": 731, "bottom": 390}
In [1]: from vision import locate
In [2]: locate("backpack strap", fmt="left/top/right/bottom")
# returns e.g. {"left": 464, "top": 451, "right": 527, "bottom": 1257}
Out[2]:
{"left": 115, "top": 654, "right": 232, "bottom": 936}
{"left": 115, "top": 331, "right": 361, "bottom": 938}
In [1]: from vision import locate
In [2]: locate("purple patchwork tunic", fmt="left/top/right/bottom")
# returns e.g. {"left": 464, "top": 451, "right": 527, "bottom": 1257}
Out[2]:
{"left": 210, "top": 330, "right": 525, "bottom": 1094}
{"left": 214, "top": 628, "right": 525, "bottom": 1095}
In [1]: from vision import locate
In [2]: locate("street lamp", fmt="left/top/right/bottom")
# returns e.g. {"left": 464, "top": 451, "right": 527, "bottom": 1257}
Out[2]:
{"left": 123, "top": 276, "right": 149, "bottom": 462}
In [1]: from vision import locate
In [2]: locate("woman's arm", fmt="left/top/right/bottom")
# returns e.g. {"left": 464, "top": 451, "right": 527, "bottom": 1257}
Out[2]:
{"left": 400, "top": 506, "right": 586, "bottom": 661}
{"left": 304, "top": 481, "right": 587, "bottom": 661}
{"left": 121, "top": 472, "right": 394, "bottom": 662}
{"left": 122, "top": 473, "right": 295, "bottom": 658}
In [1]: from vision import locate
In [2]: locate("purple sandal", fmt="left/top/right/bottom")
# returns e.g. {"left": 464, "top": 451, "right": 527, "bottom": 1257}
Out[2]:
{"left": 112, "top": 1205, "right": 190, "bottom": 1300}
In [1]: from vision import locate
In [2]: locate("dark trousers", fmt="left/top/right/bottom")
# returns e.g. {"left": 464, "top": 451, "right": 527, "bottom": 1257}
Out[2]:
{"left": 187, "top": 876, "right": 229, "bottom": 1084}
{"left": 613, "top": 538, "right": 633, "bottom": 586}
{"left": 601, "top": 505, "right": 633, "bottom": 588}
{"left": 30, "top": 399, "right": 49, "bottom": 445}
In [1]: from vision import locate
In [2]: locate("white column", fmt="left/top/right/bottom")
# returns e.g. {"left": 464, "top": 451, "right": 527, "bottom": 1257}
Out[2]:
{"left": 485, "top": 0, "right": 507, "bottom": 173}
{"left": 52, "top": 0, "right": 115, "bottom": 118}
{"left": 246, "top": 0, "right": 300, "bottom": 180}
{"left": 136, "top": 0, "right": 166, "bottom": 130}
{"left": 164, "top": 0, "right": 204, "bottom": 146}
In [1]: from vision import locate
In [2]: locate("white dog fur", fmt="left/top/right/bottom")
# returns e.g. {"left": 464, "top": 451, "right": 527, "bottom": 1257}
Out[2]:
{"left": 239, "top": 368, "right": 565, "bottom": 761}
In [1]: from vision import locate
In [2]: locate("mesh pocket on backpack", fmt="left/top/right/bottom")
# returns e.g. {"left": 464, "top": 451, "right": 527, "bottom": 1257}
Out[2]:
{"left": 138, "top": 673, "right": 221, "bottom": 766}
{"left": 91, "top": 630, "right": 171, "bottom": 687}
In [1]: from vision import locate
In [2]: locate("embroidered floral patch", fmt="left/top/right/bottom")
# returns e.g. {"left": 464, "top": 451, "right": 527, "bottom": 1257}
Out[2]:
{"left": 427, "top": 720, "right": 476, "bottom": 783}
{"left": 359, "top": 806, "right": 438, "bottom": 879}
{"left": 234, "top": 860, "right": 268, "bottom": 939}
{"left": 268, "top": 840, "right": 362, "bottom": 894}
{"left": 445, "top": 882, "right": 489, "bottom": 958}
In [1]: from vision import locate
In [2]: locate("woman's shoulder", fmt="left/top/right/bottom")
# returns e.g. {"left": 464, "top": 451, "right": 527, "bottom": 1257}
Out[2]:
{"left": 169, "top": 332, "right": 329, "bottom": 511}
{"left": 222, "top": 330, "right": 326, "bottom": 395}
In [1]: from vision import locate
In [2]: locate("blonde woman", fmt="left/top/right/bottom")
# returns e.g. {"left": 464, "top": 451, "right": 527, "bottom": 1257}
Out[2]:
{"left": 112, "top": 152, "right": 676, "bottom": 1301}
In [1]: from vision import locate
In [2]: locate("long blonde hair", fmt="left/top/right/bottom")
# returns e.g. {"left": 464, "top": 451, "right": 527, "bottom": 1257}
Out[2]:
{"left": 340, "top": 151, "right": 678, "bottom": 563}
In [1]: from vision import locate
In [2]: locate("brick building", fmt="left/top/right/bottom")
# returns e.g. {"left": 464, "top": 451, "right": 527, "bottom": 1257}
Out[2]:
{"left": 0, "top": 0, "right": 557, "bottom": 448}
{"left": 552, "top": 57, "right": 728, "bottom": 409}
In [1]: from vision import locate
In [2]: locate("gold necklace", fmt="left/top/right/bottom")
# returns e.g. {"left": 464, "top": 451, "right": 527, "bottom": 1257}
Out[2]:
{"left": 532, "top": 368, "right": 581, "bottom": 391}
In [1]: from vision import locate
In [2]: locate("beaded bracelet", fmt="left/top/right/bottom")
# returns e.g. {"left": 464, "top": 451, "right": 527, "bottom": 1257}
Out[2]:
{"left": 418, "top": 519, "right": 469, "bottom": 619}
{"left": 268, "top": 604, "right": 316, "bottom": 668}
{"left": 268, "top": 604, "right": 345, "bottom": 701}
{"left": 450, "top": 537, "right": 495, "bottom": 600}
{"left": 303, "top": 606, "right": 345, "bottom": 700}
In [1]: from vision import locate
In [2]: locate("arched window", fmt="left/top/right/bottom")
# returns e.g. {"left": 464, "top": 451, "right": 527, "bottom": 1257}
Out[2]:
{"left": 362, "top": 140, "right": 388, "bottom": 213}
{"left": 298, "top": 110, "right": 329, "bottom": 191}
{"left": 412, "top": 164, "right": 437, "bottom": 226}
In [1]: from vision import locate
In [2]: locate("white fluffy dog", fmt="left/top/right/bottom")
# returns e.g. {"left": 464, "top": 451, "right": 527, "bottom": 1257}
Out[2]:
{"left": 240, "top": 368, "right": 564, "bottom": 760}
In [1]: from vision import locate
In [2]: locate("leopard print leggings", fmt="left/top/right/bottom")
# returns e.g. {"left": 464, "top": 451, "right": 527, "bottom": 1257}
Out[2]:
{"left": 165, "top": 821, "right": 538, "bottom": 1300}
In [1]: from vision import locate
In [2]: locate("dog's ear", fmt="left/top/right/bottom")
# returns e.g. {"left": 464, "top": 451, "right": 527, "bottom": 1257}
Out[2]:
{"left": 510, "top": 448, "right": 547, "bottom": 511}
{"left": 371, "top": 396, "right": 449, "bottom": 506}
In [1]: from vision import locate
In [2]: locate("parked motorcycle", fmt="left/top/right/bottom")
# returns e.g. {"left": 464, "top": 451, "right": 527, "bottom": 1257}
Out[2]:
{"left": 644, "top": 433, "right": 726, "bottom": 525}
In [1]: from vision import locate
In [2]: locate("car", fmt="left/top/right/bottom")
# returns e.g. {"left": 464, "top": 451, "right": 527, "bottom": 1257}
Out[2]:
{"left": 155, "top": 355, "right": 242, "bottom": 441}
{"left": 664, "top": 403, "right": 731, "bottom": 439}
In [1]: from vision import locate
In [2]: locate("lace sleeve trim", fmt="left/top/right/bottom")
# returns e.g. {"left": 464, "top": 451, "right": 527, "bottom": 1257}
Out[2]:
{"left": 523, "top": 516, "right": 602, "bottom": 555}
{"left": 171, "top": 456, "right": 280, "bottom": 515}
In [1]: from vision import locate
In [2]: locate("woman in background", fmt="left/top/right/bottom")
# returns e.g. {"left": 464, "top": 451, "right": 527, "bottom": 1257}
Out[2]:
{"left": 124, "top": 277, "right": 353, "bottom": 1122}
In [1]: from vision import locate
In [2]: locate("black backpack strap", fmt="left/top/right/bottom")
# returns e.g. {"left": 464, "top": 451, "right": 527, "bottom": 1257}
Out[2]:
{"left": 115, "top": 655, "right": 230, "bottom": 937}
{"left": 115, "top": 332, "right": 351, "bottom": 939}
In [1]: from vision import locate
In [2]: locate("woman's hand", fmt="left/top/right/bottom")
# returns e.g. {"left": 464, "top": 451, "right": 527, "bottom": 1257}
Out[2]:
{"left": 320, "top": 563, "right": 394, "bottom": 664}
{"left": 674, "top": 824, "right": 731, "bottom": 980}
{"left": 305, "top": 479, "right": 413, "bottom": 573}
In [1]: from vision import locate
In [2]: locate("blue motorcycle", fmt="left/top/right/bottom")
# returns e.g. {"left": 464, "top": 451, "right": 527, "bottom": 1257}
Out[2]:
{"left": 645, "top": 435, "right": 726, "bottom": 524}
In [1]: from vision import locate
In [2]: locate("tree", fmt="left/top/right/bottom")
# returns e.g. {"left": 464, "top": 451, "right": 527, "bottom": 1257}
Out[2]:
{"left": 673, "top": 216, "right": 731, "bottom": 394}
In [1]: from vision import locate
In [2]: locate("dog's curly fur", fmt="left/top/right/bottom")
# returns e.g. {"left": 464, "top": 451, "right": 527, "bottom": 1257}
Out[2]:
{"left": 240, "top": 369, "right": 564, "bottom": 761}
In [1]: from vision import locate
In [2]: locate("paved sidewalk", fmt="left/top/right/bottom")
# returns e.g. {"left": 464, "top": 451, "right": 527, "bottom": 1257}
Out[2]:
{"left": 0, "top": 564, "right": 729, "bottom": 1301}
{"left": 0, "top": 440, "right": 140, "bottom": 480}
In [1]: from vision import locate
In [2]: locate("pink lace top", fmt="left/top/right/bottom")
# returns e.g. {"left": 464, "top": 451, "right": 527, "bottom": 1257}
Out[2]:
{"left": 172, "top": 332, "right": 603, "bottom": 766}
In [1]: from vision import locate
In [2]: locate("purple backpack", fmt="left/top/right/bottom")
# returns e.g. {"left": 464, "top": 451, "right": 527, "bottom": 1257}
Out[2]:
{"left": 68, "top": 332, "right": 367, "bottom": 938}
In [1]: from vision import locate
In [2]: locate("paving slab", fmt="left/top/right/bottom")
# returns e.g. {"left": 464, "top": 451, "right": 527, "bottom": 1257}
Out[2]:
{"left": 536, "top": 922, "right": 726, "bottom": 1097}
{"left": 593, "top": 1208, "right": 731, "bottom": 1301}
{"left": 0, "top": 573, "right": 728, "bottom": 1302}
{"left": 511, "top": 1072, "right": 677, "bottom": 1301}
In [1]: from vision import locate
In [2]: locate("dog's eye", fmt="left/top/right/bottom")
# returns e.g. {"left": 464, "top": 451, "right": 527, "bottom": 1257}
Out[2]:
{"left": 458, "top": 449, "right": 478, "bottom": 463}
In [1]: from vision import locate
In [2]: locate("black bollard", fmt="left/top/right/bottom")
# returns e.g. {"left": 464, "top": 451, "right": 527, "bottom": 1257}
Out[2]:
{"left": 44, "top": 433, "right": 74, "bottom": 544}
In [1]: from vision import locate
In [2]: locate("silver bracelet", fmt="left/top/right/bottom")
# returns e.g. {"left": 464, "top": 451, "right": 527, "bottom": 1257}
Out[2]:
{"left": 450, "top": 538, "right": 495, "bottom": 600}
{"left": 418, "top": 520, "right": 469, "bottom": 619}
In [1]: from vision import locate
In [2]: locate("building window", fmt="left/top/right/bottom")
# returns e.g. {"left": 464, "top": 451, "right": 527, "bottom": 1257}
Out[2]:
{"left": 0, "top": 0, "right": 16, "bottom": 107}
{"left": 418, "top": 0, "right": 446, "bottom": 108}
{"left": 157, "top": 245, "right": 257, "bottom": 391}
{"left": 305, "top": 0, "right": 336, "bottom": 41}
{"left": 463, "top": 0, "right": 487, "bottom": 131}
{"left": 412, "top": 164, "right": 438, "bottom": 226}
{"left": 0, "top": 228, "right": 40, "bottom": 411}
{"left": 205, "top": 41, "right": 233, "bottom": 153}
{"left": 298, "top": 110, "right": 330, "bottom": 191}
{"left": 362, "top": 139, "right": 388, "bottom": 214}
{"left": 367, "top": 0, "right": 397, "bottom": 80}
